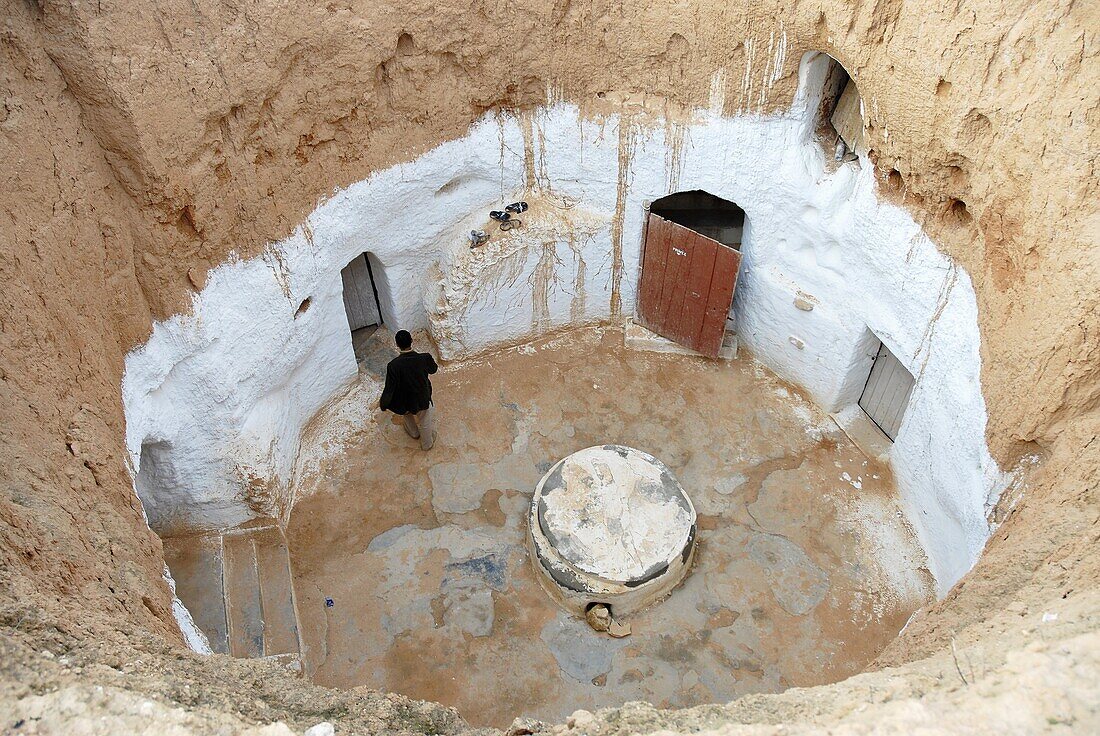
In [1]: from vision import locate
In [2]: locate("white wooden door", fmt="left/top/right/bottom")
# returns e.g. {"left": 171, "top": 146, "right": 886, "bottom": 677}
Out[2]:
{"left": 340, "top": 254, "right": 381, "bottom": 330}
{"left": 858, "top": 342, "right": 914, "bottom": 441}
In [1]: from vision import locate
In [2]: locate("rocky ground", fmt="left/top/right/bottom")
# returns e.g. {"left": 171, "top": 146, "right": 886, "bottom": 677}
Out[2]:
{"left": 2, "top": 586, "right": 1095, "bottom": 735}
{"left": 0, "top": 603, "right": 475, "bottom": 736}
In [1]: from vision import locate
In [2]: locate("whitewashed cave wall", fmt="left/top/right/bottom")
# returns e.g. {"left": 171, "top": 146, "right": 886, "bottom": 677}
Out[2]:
{"left": 123, "top": 74, "right": 1004, "bottom": 593}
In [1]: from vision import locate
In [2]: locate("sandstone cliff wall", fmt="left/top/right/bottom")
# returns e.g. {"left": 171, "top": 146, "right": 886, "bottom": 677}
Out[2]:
{"left": 1, "top": 0, "right": 1097, "bottom": 726}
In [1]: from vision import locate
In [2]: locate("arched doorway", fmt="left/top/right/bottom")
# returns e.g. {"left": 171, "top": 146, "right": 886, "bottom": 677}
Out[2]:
{"left": 649, "top": 190, "right": 745, "bottom": 248}
{"left": 340, "top": 252, "right": 386, "bottom": 363}
{"left": 637, "top": 191, "right": 746, "bottom": 357}
{"left": 798, "top": 52, "right": 865, "bottom": 163}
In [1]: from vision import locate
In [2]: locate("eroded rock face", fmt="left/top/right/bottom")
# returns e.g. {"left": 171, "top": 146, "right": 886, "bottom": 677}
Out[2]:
{"left": 0, "top": 0, "right": 1097, "bottom": 732}
{"left": 5, "top": 0, "right": 1093, "bottom": 638}
{"left": 20, "top": 0, "right": 1096, "bottom": 463}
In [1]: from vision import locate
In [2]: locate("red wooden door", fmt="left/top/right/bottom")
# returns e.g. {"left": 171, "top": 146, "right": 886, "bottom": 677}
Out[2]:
{"left": 637, "top": 213, "right": 742, "bottom": 358}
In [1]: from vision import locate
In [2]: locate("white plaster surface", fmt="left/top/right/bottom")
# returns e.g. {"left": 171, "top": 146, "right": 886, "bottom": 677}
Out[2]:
{"left": 538, "top": 446, "right": 695, "bottom": 581}
{"left": 123, "top": 65, "right": 1006, "bottom": 592}
{"left": 164, "top": 565, "right": 213, "bottom": 654}
{"left": 123, "top": 238, "right": 356, "bottom": 534}
{"left": 429, "top": 192, "right": 613, "bottom": 359}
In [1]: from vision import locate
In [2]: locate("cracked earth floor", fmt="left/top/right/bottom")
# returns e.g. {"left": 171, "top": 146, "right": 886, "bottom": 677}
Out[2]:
{"left": 287, "top": 327, "right": 934, "bottom": 727}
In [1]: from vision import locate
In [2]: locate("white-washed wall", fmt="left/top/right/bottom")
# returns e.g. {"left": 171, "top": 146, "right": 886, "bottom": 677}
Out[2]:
{"left": 124, "top": 91, "right": 1004, "bottom": 596}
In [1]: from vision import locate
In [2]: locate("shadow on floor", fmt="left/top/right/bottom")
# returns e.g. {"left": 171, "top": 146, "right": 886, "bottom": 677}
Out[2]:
{"left": 352, "top": 325, "right": 397, "bottom": 377}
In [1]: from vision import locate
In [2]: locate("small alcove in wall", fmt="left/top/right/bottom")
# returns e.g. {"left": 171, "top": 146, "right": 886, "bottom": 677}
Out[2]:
{"left": 135, "top": 439, "right": 177, "bottom": 535}
{"left": 800, "top": 52, "right": 866, "bottom": 164}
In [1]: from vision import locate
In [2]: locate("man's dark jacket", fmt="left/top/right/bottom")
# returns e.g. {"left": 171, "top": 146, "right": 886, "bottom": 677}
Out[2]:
{"left": 380, "top": 351, "right": 438, "bottom": 415}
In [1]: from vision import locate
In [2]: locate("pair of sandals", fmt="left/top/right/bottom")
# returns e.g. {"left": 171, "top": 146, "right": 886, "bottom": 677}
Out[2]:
{"left": 490, "top": 201, "right": 528, "bottom": 231}
{"left": 469, "top": 201, "right": 529, "bottom": 248}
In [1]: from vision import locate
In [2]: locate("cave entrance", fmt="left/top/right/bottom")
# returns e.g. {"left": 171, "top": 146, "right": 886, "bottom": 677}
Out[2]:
{"left": 135, "top": 440, "right": 176, "bottom": 536}
{"left": 637, "top": 191, "right": 745, "bottom": 357}
{"left": 340, "top": 252, "right": 385, "bottom": 362}
{"left": 802, "top": 52, "right": 865, "bottom": 163}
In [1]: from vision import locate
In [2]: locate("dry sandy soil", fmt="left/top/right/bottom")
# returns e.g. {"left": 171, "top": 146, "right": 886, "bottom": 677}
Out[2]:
{"left": 1, "top": 0, "right": 1098, "bottom": 733}
{"left": 285, "top": 328, "right": 931, "bottom": 727}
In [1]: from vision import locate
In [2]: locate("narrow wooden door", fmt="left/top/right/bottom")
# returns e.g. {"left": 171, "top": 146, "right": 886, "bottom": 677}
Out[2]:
{"left": 858, "top": 342, "right": 915, "bottom": 440}
{"left": 637, "top": 213, "right": 742, "bottom": 358}
{"left": 340, "top": 254, "right": 382, "bottom": 330}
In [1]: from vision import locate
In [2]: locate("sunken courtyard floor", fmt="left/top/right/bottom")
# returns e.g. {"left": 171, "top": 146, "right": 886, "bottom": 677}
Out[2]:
{"left": 286, "top": 327, "right": 934, "bottom": 727}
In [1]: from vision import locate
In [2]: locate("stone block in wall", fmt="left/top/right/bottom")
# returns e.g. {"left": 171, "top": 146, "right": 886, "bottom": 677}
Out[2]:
{"left": 831, "top": 81, "right": 866, "bottom": 155}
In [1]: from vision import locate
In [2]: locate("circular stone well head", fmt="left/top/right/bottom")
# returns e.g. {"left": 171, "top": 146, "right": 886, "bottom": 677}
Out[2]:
{"left": 527, "top": 445, "right": 697, "bottom": 616}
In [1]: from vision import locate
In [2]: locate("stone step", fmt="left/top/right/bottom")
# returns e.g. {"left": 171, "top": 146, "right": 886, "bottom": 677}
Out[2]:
{"left": 624, "top": 318, "right": 737, "bottom": 360}
{"left": 165, "top": 521, "right": 301, "bottom": 662}
{"left": 251, "top": 526, "right": 301, "bottom": 657}
{"left": 161, "top": 533, "right": 229, "bottom": 654}
{"left": 222, "top": 531, "right": 265, "bottom": 658}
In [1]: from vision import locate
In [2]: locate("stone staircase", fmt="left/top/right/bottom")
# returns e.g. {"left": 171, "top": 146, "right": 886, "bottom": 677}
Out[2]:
{"left": 162, "top": 521, "right": 302, "bottom": 664}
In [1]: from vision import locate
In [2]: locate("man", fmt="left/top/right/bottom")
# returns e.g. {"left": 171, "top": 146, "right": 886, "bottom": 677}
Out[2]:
{"left": 379, "top": 330, "right": 439, "bottom": 450}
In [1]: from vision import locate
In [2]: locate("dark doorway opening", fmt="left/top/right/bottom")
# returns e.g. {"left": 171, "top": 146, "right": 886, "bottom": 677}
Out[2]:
{"left": 649, "top": 190, "right": 745, "bottom": 250}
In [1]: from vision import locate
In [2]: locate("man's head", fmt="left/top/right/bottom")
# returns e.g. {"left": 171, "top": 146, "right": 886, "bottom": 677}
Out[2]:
{"left": 395, "top": 330, "right": 413, "bottom": 351}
